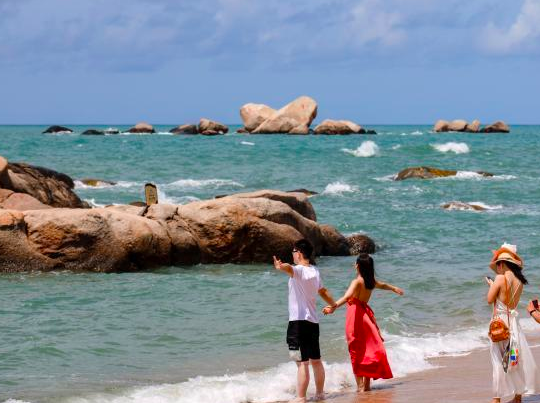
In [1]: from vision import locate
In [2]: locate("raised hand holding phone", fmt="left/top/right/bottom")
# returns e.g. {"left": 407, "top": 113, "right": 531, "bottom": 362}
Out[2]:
{"left": 485, "top": 276, "right": 494, "bottom": 286}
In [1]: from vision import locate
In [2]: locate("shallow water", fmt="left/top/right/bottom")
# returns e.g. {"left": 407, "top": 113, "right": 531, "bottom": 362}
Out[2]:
{"left": 1, "top": 125, "right": 540, "bottom": 402}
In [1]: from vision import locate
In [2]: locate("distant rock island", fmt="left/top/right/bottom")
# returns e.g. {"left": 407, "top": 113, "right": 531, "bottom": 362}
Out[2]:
{"left": 433, "top": 119, "right": 510, "bottom": 133}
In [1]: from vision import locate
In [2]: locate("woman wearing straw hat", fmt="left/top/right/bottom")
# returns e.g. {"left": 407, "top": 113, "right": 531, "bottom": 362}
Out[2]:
{"left": 486, "top": 243, "right": 540, "bottom": 403}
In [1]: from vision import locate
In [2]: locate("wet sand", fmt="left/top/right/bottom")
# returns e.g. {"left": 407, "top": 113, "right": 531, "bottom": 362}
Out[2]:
{"left": 319, "top": 339, "right": 540, "bottom": 403}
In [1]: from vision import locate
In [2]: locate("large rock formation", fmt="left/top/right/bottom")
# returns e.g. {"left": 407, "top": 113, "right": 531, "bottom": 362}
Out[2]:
{"left": 43, "top": 126, "right": 73, "bottom": 134}
{"left": 251, "top": 96, "right": 318, "bottom": 134}
{"left": 170, "top": 124, "right": 198, "bottom": 135}
{"left": 314, "top": 120, "right": 363, "bottom": 135}
{"left": 395, "top": 166, "right": 493, "bottom": 181}
{"left": 198, "top": 119, "right": 229, "bottom": 135}
{"left": 0, "top": 155, "right": 87, "bottom": 208}
{"left": 0, "top": 190, "right": 51, "bottom": 211}
{"left": 433, "top": 119, "right": 510, "bottom": 133}
{"left": 82, "top": 129, "right": 105, "bottom": 136}
{"left": 0, "top": 190, "right": 355, "bottom": 272}
{"left": 127, "top": 122, "right": 155, "bottom": 134}
{"left": 240, "top": 103, "right": 277, "bottom": 132}
{"left": 481, "top": 121, "right": 510, "bottom": 133}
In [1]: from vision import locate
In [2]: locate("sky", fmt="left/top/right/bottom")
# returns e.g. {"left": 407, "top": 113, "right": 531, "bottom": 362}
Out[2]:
{"left": 0, "top": 0, "right": 539, "bottom": 124}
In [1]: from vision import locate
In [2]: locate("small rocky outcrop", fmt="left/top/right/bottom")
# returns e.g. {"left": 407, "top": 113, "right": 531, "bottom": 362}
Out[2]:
{"left": 314, "top": 120, "right": 364, "bottom": 135}
{"left": 199, "top": 119, "right": 228, "bottom": 135}
{"left": 240, "top": 103, "right": 277, "bottom": 132}
{"left": 0, "top": 190, "right": 354, "bottom": 272}
{"left": 433, "top": 119, "right": 510, "bottom": 133}
{"left": 0, "top": 155, "right": 87, "bottom": 208}
{"left": 237, "top": 127, "right": 249, "bottom": 134}
{"left": 82, "top": 129, "right": 105, "bottom": 135}
{"left": 170, "top": 124, "right": 198, "bottom": 134}
{"left": 481, "top": 121, "right": 510, "bottom": 133}
{"left": 104, "top": 128, "right": 120, "bottom": 135}
{"left": 127, "top": 122, "right": 155, "bottom": 134}
{"left": 394, "top": 166, "right": 493, "bottom": 181}
{"left": 43, "top": 125, "right": 73, "bottom": 134}
{"left": 442, "top": 201, "right": 487, "bottom": 211}
{"left": 0, "top": 189, "right": 51, "bottom": 211}
{"left": 347, "top": 234, "right": 376, "bottom": 254}
{"left": 251, "top": 96, "right": 318, "bottom": 134}
{"left": 79, "top": 178, "right": 117, "bottom": 187}
{"left": 287, "top": 189, "right": 319, "bottom": 196}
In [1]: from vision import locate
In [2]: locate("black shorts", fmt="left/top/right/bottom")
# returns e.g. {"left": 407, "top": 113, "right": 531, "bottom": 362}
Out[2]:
{"left": 286, "top": 320, "right": 321, "bottom": 362}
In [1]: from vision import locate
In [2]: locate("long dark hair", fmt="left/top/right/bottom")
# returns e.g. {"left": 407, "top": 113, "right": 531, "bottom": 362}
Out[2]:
{"left": 503, "top": 261, "right": 528, "bottom": 285}
{"left": 356, "top": 253, "right": 375, "bottom": 290}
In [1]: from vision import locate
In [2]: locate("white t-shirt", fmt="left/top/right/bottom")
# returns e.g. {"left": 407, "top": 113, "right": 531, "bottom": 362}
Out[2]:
{"left": 288, "top": 264, "right": 324, "bottom": 323}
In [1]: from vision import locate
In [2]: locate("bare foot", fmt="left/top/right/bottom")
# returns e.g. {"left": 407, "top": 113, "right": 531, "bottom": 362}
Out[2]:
{"left": 289, "top": 398, "right": 307, "bottom": 403}
{"left": 510, "top": 395, "right": 522, "bottom": 403}
{"left": 490, "top": 398, "right": 501, "bottom": 403}
{"left": 313, "top": 392, "right": 325, "bottom": 401}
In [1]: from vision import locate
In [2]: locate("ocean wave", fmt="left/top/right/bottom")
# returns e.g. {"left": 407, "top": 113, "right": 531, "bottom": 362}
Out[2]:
{"left": 341, "top": 141, "right": 379, "bottom": 157}
{"left": 322, "top": 181, "right": 358, "bottom": 195}
{"left": 392, "top": 145, "right": 401, "bottom": 150}
{"left": 432, "top": 142, "right": 470, "bottom": 154}
{"left": 411, "top": 130, "right": 423, "bottom": 135}
{"left": 75, "top": 180, "right": 138, "bottom": 190}
{"left": 452, "top": 172, "right": 516, "bottom": 181}
{"left": 38, "top": 323, "right": 521, "bottom": 403}
{"left": 162, "top": 179, "right": 244, "bottom": 190}
{"left": 241, "top": 141, "right": 255, "bottom": 146}
{"left": 85, "top": 198, "right": 106, "bottom": 208}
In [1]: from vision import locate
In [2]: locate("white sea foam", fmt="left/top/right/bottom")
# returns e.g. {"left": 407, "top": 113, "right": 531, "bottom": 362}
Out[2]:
{"left": 443, "top": 201, "right": 503, "bottom": 211}
{"left": 411, "top": 130, "right": 423, "bottom": 135}
{"left": 46, "top": 323, "right": 521, "bottom": 403}
{"left": 452, "top": 171, "right": 517, "bottom": 181}
{"left": 85, "top": 198, "right": 106, "bottom": 208}
{"left": 241, "top": 141, "right": 255, "bottom": 146}
{"left": 432, "top": 142, "right": 470, "bottom": 154}
{"left": 322, "top": 182, "right": 358, "bottom": 195}
{"left": 341, "top": 141, "right": 379, "bottom": 157}
{"left": 392, "top": 145, "right": 401, "bottom": 150}
{"left": 162, "top": 179, "right": 244, "bottom": 190}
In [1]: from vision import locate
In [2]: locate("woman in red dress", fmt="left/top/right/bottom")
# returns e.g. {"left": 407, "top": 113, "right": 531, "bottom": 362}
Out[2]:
{"left": 324, "top": 254, "right": 404, "bottom": 392}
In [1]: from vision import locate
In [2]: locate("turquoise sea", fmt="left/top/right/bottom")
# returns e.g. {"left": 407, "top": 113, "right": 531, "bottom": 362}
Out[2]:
{"left": 2, "top": 125, "right": 540, "bottom": 403}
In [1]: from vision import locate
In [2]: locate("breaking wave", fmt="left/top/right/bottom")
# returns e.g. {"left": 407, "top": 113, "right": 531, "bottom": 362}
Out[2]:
{"left": 432, "top": 142, "right": 470, "bottom": 154}
{"left": 341, "top": 141, "right": 379, "bottom": 157}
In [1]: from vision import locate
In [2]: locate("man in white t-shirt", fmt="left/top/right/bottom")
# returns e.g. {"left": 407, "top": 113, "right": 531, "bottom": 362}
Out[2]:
{"left": 273, "top": 239, "right": 337, "bottom": 403}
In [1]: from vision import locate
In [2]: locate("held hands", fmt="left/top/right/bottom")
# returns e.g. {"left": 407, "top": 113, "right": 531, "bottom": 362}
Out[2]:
{"left": 322, "top": 305, "right": 336, "bottom": 315}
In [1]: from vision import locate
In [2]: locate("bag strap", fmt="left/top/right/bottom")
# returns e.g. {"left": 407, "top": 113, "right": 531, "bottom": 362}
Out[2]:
{"left": 492, "top": 276, "right": 511, "bottom": 322}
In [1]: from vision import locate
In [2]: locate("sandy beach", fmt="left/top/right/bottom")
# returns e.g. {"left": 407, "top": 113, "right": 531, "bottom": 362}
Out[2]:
{"left": 317, "top": 337, "right": 540, "bottom": 403}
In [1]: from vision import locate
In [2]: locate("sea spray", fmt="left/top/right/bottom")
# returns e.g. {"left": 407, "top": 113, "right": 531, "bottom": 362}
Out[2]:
{"left": 322, "top": 182, "right": 358, "bottom": 195}
{"left": 432, "top": 142, "right": 470, "bottom": 154}
{"left": 342, "top": 141, "right": 379, "bottom": 157}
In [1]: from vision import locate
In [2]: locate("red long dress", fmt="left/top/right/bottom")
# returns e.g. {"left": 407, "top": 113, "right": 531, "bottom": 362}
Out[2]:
{"left": 345, "top": 297, "right": 393, "bottom": 379}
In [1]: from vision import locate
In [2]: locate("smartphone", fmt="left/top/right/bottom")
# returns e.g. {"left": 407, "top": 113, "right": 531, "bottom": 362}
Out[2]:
{"left": 485, "top": 276, "right": 494, "bottom": 283}
{"left": 533, "top": 299, "right": 539, "bottom": 309}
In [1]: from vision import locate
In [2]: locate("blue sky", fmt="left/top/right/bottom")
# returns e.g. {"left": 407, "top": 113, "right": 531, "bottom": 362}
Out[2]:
{"left": 1, "top": 0, "right": 539, "bottom": 124}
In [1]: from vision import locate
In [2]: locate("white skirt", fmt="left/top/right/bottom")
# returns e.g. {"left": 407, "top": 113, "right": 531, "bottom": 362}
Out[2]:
{"left": 490, "top": 301, "right": 540, "bottom": 399}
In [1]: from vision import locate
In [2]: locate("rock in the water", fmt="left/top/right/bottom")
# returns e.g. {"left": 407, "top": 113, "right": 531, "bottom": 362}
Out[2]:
{"left": 252, "top": 96, "right": 317, "bottom": 134}
{"left": 433, "top": 120, "right": 450, "bottom": 132}
{"left": 365, "top": 129, "right": 377, "bottom": 135}
{"left": 481, "top": 121, "right": 510, "bottom": 133}
{"left": 347, "top": 234, "right": 376, "bottom": 255}
{"left": 129, "top": 201, "right": 147, "bottom": 207}
{"left": 442, "top": 201, "right": 487, "bottom": 211}
{"left": 0, "top": 156, "right": 87, "bottom": 208}
{"left": 198, "top": 119, "right": 229, "bottom": 134}
{"left": 237, "top": 127, "right": 249, "bottom": 134}
{"left": 290, "top": 124, "right": 310, "bottom": 135}
{"left": 240, "top": 103, "right": 277, "bottom": 132}
{"left": 314, "top": 119, "right": 362, "bottom": 135}
{"left": 43, "top": 125, "right": 73, "bottom": 134}
{"left": 79, "top": 178, "right": 117, "bottom": 187}
{"left": 127, "top": 122, "right": 155, "bottom": 134}
{"left": 0, "top": 190, "right": 354, "bottom": 272}
{"left": 448, "top": 120, "right": 468, "bottom": 132}
{"left": 82, "top": 129, "right": 105, "bottom": 135}
{"left": 104, "top": 127, "right": 120, "bottom": 134}
{"left": 466, "top": 120, "right": 481, "bottom": 133}
{"left": 394, "top": 166, "right": 493, "bottom": 181}
{"left": 170, "top": 124, "right": 198, "bottom": 134}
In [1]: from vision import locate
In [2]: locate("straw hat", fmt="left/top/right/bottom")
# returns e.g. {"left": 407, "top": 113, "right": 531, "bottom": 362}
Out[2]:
{"left": 490, "top": 243, "right": 523, "bottom": 270}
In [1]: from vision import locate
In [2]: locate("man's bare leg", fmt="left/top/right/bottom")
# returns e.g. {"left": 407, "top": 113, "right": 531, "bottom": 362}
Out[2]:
{"left": 294, "top": 361, "right": 309, "bottom": 403}
{"left": 310, "top": 359, "right": 325, "bottom": 399}
{"left": 363, "top": 377, "right": 371, "bottom": 391}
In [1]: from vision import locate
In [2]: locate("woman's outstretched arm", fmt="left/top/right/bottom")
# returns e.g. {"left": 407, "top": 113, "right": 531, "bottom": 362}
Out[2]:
{"left": 375, "top": 280, "right": 404, "bottom": 296}
{"left": 323, "top": 279, "right": 358, "bottom": 314}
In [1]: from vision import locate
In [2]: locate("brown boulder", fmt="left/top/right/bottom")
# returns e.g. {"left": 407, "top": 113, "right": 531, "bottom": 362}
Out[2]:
{"left": 314, "top": 120, "right": 362, "bottom": 135}
{"left": 466, "top": 120, "right": 481, "bottom": 133}
{"left": 448, "top": 120, "right": 468, "bottom": 132}
{"left": 0, "top": 156, "right": 8, "bottom": 184}
{"left": 0, "top": 158, "right": 87, "bottom": 208}
{"left": 43, "top": 125, "right": 73, "bottom": 134}
{"left": 127, "top": 122, "right": 155, "bottom": 134}
{"left": 0, "top": 192, "right": 51, "bottom": 210}
{"left": 433, "top": 120, "right": 449, "bottom": 132}
{"left": 320, "top": 224, "right": 350, "bottom": 255}
{"left": 347, "top": 234, "right": 376, "bottom": 254}
{"left": 290, "top": 124, "right": 310, "bottom": 135}
{"left": 252, "top": 96, "right": 317, "bottom": 134}
{"left": 395, "top": 166, "right": 493, "bottom": 181}
{"left": 80, "top": 178, "right": 117, "bottom": 187}
{"left": 442, "top": 201, "right": 487, "bottom": 211}
{"left": 170, "top": 124, "right": 198, "bottom": 134}
{"left": 240, "top": 103, "right": 276, "bottom": 132}
{"left": 199, "top": 119, "right": 229, "bottom": 134}
{"left": 481, "top": 121, "right": 510, "bottom": 133}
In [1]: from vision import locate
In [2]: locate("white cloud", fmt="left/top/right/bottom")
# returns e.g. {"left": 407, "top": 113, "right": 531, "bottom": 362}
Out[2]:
{"left": 480, "top": 0, "right": 540, "bottom": 54}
